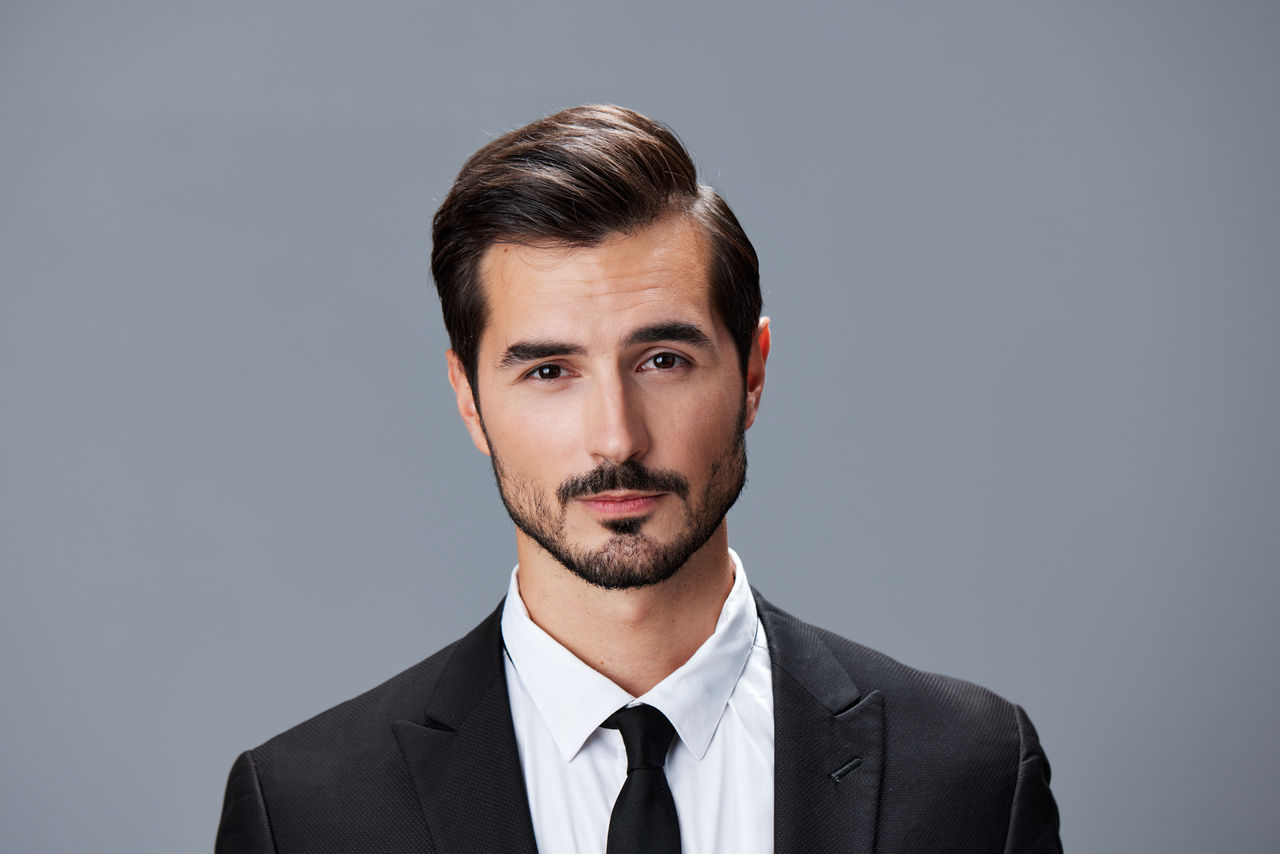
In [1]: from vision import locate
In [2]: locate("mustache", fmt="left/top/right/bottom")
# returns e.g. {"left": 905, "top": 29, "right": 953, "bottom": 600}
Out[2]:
{"left": 556, "top": 461, "right": 690, "bottom": 507}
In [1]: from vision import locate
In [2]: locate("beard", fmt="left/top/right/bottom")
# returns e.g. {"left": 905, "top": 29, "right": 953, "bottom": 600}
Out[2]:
{"left": 485, "top": 407, "right": 748, "bottom": 590}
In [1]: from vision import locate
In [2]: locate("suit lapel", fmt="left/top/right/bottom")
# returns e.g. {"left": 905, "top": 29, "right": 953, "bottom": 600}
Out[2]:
{"left": 392, "top": 603, "right": 539, "bottom": 854}
{"left": 758, "top": 593, "right": 885, "bottom": 854}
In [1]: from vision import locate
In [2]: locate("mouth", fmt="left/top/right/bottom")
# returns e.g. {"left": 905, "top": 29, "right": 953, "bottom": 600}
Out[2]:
{"left": 577, "top": 492, "right": 664, "bottom": 517}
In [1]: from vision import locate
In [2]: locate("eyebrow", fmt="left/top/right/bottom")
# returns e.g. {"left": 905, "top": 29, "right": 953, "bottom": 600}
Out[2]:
{"left": 624, "top": 322, "right": 714, "bottom": 350}
{"left": 497, "top": 341, "right": 586, "bottom": 370}
{"left": 496, "top": 322, "right": 715, "bottom": 371}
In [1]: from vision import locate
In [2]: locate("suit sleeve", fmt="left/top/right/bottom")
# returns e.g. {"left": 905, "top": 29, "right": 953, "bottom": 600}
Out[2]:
{"left": 1003, "top": 705, "right": 1063, "bottom": 853}
{"left": 215, "top": 750, "right": 277, "bottom": 854}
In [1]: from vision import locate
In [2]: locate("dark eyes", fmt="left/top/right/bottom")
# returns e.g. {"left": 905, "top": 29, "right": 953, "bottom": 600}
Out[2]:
{"left": 524, "top": 352, "right": 686, "bottom": 382}
{"left": 533, "top": 364, "right": 563, "bottom": 380}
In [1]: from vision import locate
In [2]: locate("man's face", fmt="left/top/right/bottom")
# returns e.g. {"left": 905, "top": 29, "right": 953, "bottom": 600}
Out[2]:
{"left": 448, "top": 214, "right": 768, "bottom": 590}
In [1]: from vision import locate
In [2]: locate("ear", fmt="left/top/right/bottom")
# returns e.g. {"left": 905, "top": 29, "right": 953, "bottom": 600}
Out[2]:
{"left": 447, "top": 350, "right": 491, "bottom": 456}
{"left": 743, "top": 316, "right": 770, "bottom": 431}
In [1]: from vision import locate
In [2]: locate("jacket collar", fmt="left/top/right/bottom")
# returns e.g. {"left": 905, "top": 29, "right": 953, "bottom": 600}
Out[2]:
{"left": 393, "top": 593, "right": 885, "bottom": 853}
{"left": 392, "top": 602, "right": 538, "bottom": 853}
{"left": 756, "top": 590, "right": 885, "bottom": 854}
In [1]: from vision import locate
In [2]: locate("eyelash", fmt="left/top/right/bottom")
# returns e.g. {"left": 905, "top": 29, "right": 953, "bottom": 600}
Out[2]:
{"left": 640, "top": 352, "right": 687, "bottom": 371}
{"left": 526, "top": 364, "right": 568, "bottom": 381}
{"left": 522, "top": 352, "right": 688, "bottom": 382}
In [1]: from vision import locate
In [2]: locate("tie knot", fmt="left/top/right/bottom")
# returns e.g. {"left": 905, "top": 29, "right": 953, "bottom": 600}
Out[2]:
{"left": 603, "top": 704, "right": 676, "bottom": 771}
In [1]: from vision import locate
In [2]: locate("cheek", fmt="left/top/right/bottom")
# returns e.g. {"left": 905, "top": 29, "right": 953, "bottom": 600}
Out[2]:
{"left": 662, "top": 389, "right": 741, "bottom": 457}
{"left": 486, "top": 400, "right": 583, "bottom": 475}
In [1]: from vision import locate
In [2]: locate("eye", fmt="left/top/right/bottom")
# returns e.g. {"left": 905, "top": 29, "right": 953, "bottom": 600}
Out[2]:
{"left": 642, "top": 352, "right": 686, "bottom": 371}
{"left": 529, "top": 364, "right": 563, "bottom": 380}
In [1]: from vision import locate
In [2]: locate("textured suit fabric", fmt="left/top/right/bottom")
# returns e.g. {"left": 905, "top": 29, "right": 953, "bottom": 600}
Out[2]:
{"left": 216, "top": 592, "right": 1062, "bottom": 853}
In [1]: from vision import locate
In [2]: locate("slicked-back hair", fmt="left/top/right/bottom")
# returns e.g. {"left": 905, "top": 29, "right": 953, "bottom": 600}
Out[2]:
{"left": 431, "top": 105, "right": 761, "bottom": 392}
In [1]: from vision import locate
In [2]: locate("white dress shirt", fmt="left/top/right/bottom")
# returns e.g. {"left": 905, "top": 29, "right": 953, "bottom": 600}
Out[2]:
{"left": 501, "top": 549, "right": 774, "bottom": 854}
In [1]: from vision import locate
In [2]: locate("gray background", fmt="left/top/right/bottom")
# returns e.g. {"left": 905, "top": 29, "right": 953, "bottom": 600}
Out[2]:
{"left": 3, "top": 2, "right": 1277, "bottom": 851}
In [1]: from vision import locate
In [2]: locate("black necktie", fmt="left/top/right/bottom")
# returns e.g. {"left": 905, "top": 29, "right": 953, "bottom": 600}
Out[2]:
{"left": 601, "top": 704, "right": 681, "bottom": 854}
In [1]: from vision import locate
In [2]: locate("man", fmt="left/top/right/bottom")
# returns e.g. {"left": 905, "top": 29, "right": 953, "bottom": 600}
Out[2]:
{"left": 216, "top": 105, "right": 1062, "bottom": 853}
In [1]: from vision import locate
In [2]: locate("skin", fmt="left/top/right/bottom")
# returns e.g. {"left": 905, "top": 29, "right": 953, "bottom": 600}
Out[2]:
{"left": 448, "top": 214, "right": 770, "bottom": 696}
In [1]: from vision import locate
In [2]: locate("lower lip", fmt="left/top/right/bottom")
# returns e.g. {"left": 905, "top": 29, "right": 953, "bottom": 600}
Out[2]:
{"left": 580, "top": 495, "right": 662, "bottom": 516}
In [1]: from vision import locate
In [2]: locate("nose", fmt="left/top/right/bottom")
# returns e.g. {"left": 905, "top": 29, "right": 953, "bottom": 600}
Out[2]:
{"left": 584, "top": 373, "right": 650, "bottom": 466}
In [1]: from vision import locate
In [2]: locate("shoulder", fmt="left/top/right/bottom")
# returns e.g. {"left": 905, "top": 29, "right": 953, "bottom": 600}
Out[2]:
{"left": 757, "top": 591, "right": 1039, "bottom": 793}
{"left": 756, "top": 590, "right": 1059, "bottom": 849}
{"left": 249, "top": 633, "right": 462, "bottom": 767}
{"left": 756, "top": 590, "right": 1024, "bottom": 734}
{"left": 245, "top": 598, "right": 506, "bottom": 762}
{"left": 219, "top": 606, "right": 505, "bottom": 850}
{"left": 813, "top": 618, "right": 1024, "bottom": 745}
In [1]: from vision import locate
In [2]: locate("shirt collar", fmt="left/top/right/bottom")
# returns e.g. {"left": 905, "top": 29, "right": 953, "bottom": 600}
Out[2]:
{"left": 500, "top": 549, "right": 760, "bottom": 763}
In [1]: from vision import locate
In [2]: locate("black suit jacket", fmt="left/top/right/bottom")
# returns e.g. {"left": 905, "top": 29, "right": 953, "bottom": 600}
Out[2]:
{"left": 216, "top": 592, "right": 1061, "bottom": 852}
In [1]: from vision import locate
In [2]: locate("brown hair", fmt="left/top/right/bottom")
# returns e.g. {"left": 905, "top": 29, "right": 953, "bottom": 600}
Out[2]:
{"left": 431, "top": 104, "right": 761, "bottom": 390}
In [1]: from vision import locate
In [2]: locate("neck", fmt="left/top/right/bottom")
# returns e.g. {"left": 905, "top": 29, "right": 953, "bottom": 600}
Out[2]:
{"left": 514, "top": 524, "right": 735, "bottom": 697}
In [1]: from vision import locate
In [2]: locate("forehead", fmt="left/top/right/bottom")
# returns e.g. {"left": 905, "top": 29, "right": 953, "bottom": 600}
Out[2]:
{"left": 476, "top": 215, "right": 715, "bottom": 349}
